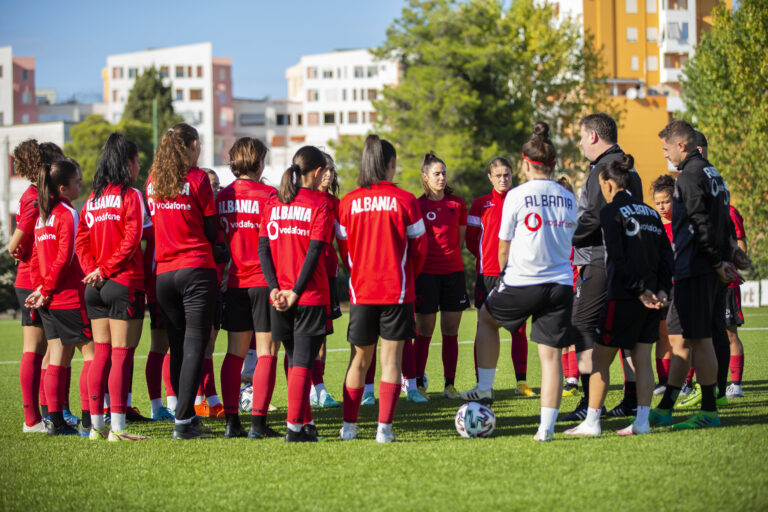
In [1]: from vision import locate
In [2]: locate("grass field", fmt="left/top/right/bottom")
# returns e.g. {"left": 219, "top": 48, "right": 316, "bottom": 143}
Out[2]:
{"left": 0, "top": 308, "right": 766, "bottom": 511}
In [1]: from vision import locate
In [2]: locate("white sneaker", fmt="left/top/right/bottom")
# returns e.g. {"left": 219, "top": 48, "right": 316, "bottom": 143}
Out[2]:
{"left": 617, "top": 422, "right": 650, "bottom": 436}
{"left": 22, "top": 421, "right": 48, "bottom": 433}
{"left": 726, "top": 383, "right": 744, "bottom": 399}
{"left": 653, "top": 383, "right": 667, "bottom": 396}
{"left": 339, "top": 422, "right": 359, "bottom": 441}
{"left": 375, "top": 424, "right": 396, "bottom": 443}
{"left": 533, "top": 430, "right": 554, "bottom": 442}
{"left": 564, "top": 420, "right": 601, "bottom": 436}
{"left": 459, "top": 386, "right": 494, "bottom": 404}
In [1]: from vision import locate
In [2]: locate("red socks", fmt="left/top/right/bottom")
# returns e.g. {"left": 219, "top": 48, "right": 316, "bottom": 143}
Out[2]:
{"left": 20, "top": 352, "right": 43, "bottom": 426}
{"left": 511, "top": 326, "right": 528, "bottom": 379}
{"left": 311, "top": 360, "right": 325, "bottom": 386}
{"left": 730, "top": 354, "right": 744, "bottom": 383}
{"left": 39, "top": 367, "right": 47, "bottom": 408}
{"left": 414, "top": 335, "right": 431, "bottom": 378}
{"left": 342, "top": 385, "right": 364, "bottom": 423}
{"left": 79, "top": 360, "right": 91, "bottom": 416}
{"left": 162, "top": 352, "right": 175, "bottom": 397}
{"left": 378, "top": 381, "right": 400, "bottom": 424}
{"left": 567, "top": 350, "right": 579, "bottom": 379}
{"left": 561, "top": 352, "right": 570, "bottom": 378}
{"left": 656, "top": 357, "right": 671, "bottom": 380}
{"left": 89, "top": 343, "right": 111, "bottom": 416}
{"left": 287, "top": 366, "right": 311, "bottom": 425}
{"left": 252, "top": 355, "right": 277, "bottom": 416}
{"left": 202, "top": 358, "right": 217, "bottom": 398}
{"left": 442, "top": 335, "right": 458, "bottom": 379}
{"left": 365, "top": 348, "right": 377, "bottom": 385}
{"left": 221, "top": 353, "right": 245, "bottom": 414}
{"left": 45, "top": 364, "right": 64, "bottom": 413}
{"left": 686, "top": 366, "right": 695, "bottom": 381}
{"left": 64, "top": 366, "right": 72, "bottom": 406}
{"left": 109, "top": 347, "right": 135, "bottom": 414}
{"left": 145, "top": 351, "right": 164, "bottom": 401}
{"left": 401, "top": 339, "right": 416, "bottom": 379}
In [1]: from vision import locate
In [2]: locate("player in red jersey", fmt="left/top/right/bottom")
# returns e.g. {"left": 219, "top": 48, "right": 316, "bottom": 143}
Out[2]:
{"left": 725, "top": 204, "right": 746, "bottom": 398}
{"left": 412, "top": 151, "right": 468, "bottom": 401}
{"left": 467, "top": 157, "right": 536, "bottom": 398}
{"left": 146, "top": 123, "right": 218, "bottom": 440}
{"left": 75, "top": 133, "right": 148, "bottom": 441}
{"left": 258, "top": 146, "right": 333, "bottom": 442}
{"left": 26, "top": 158, "right": 94, "bottom": 436}
{"left": 216, "top": 138, "right": 281, "bottom": 439}
{"left": 337, "top": 135, "right": 428, "bottom": 443}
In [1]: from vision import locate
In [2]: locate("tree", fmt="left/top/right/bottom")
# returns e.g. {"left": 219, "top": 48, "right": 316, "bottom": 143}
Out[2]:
{"left": 122, "top": 66, "right": 183, "bottom": 131}
{"left": 370, "top": 0, "right": 614, "bottom": 199}
{"left": 681, "top": 0, "right": 768, "bottom": 278}
{"left": 0, "top": 227, "right": 17, "bottom": 315}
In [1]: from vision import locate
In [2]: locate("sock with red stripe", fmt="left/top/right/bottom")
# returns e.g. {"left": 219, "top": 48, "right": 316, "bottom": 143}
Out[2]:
{"left": 567, "top": 350, "right": 579, "bottom": 379}
{"left": 365, "top": 348, "right": 377, "bottom": 385}
{"left": 401, "top": 339, "right": 416, "bottom": 379}
{"left": 442, "top": 335, "right": 458, "bottom": 385}
{"left": 221, "top": 354, "right": 245, "bottom": 414}
{"left": 511, "top": 326, "right": 528, "bottom": 381}
{"left": 88, "top": 343, "right": 111, "bottom": 420}
{"left": 252, "top": 355, "right": 277, "bottom": 416}
{"left": 287, "top": 366, "right": 311, "bottom": 428}
{"left": 342, "top": 385, "right": 364, "bottom": 423}
{"left": 311, "top": 360, "right": 325, "bottom": 386}
{"left": 378, "top": 381, "right": 400, "bottom": 424}
{"left": 20, "top": 352, "right": 44, "bottom": 427}
{"left": 145, "top": 350, "right": 164, "bottom": 401}
{"left": 656, "top": 357, "right": 669, "bottom": 385}
{"left": 730, "top": 354, "right": 744, "bottom": 384}
{"left": 414, "top": 335, "right": 431, "bottom": 380}
{"left": 108, "top": 347, "right": 134, "bottom": 414}
{"left": 79, "top": 360, "right": 91, "bottom": 428}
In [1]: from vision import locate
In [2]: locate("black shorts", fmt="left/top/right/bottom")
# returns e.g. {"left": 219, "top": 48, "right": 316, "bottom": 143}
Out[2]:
{"left": 85, "top": 280, "right": 145, "bottom": 321}
{"left": 39, "top": 307, "right": 92, "bottom": 346}
{"left": 271, "top": 305, "right": 327, "bottom": 340}
{"left": 667, "top": 273, "right": 721, "bottom": 338}
{"left": 474, "top": 274, "right": 500, "bottom": 309}
{"left": 15, "top": 287, "right": 42, "bottom": 327}
{"left": 223, "top": 286, "right": 271, "bottom": 333}
{"left": 212, "top": 289, "right": 223, "bottom": 331}
{"left": 348, "top": 303, "right": 415, "bottom": 346}
{"left": 147, "top": 301, "right": 164, "bottom": 330}
{"left": 329, "top": 276, "right": 342, "bottom": 320}
{"left": 596, "top": 299, "right": 661, "bottom": 349}
{"left": 570, "top": 264, "right": 607, "bottom": 352}
{"left": 415, "top": 271, "right": 469, "bottom": 314}
{"left": 725, "top": 286, "right": 744, "bottom": 327}
{"left": 485, "top": 282, "right": 572, "bottom": 348}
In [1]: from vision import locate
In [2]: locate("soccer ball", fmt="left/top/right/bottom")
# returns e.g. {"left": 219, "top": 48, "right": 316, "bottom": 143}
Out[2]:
{"left": 401, "top": 372, "right": 429, "bottom": 394}
{"left": 239, "top": 384, "right": 253, "bottom": 413}
{"left": 455, "top": 402, "right": 496, "bottom": 438}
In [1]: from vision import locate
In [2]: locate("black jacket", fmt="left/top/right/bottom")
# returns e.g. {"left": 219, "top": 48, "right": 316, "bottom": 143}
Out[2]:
{"left": 573, "top": 145, "right": 644, "bottom": 267}
{"left": 600, "top": 191, "right": 673, "bottom": 301}
{"left": 671, "top": 152, "right": 731, "bottom": 279}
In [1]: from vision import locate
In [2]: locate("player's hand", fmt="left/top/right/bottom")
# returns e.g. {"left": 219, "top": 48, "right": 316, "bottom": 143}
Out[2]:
{"left": 715, "top": 262, "right": 738, "bottom": 284}
{"left": 732, "top": 247, "right": 750, "bottom": 271}
{"left": 270, "top": 288, "right": 286, "bottom": 311}
{"left": 279, "top": 290, "right": 299, "bottom": 310}
{"left": 638, "top": 289, "right": 662, "bottom": 309}
{"left": 656, "top": 290, "right": 669, "bottom": 307}
{"left": 83, "top": 269, "right": 103, "bottom": 287}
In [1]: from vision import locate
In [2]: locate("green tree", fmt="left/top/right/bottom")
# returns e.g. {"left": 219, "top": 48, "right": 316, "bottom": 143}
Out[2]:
{"left": 681, "top": 0, "right": 768, "bottom": 278}
{"left": 122, "top": 66, "right": 183, "bottom": 130}
{"left": 0, "top": 227, "right": 17, "bottom": 314}
{"left": 369, "top": 0, "right": 613, "bottom": 199}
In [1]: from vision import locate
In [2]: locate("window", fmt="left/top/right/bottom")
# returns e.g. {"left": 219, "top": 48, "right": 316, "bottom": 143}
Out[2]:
{"left": 352, "top": 89, "right": 357, "bottom": 101}
{"left": 296, "top": 114, "right": 303, "bottom": 126}
{"left": 338, "top": 112, "right": 343, "bottom": 124}
{"left": 323, "top": 69, "right": 333, "bottom": 79}
{"left": 22, "top": 114, "right": 29, "bottom": 123}
{"left": 680, "top": 53, "right": 689, "bottom": 67}
{"left": 160, "top": 66, "right": 169, "bottom": 78}
{"left": 307, "top": 67, "right": 318, "bottom": 79}
{"left": 348, "top": 111, "right": 358, "bottom": 124}
{"left": 239, "top": 113, "right": 265, "bottom": 126}
{"left": 272, "top": 136, "right": 286, "bottom": 147}
{"left": 367, "top": 89, "right": 378, "bottom": 101}
{"left": 0, "top": 65, "right": 3, "bottom": 78}
{"left": 323, "top": 112, "right": 335, "bottom": 125}
{"left": 354, "top": 66, "right": 364, "bottom": 78}
{"left": 189, "top": 89, "right": 203, "bottom": 101}
{"left": 197, "top": 65, "right": 203, "bottom": 78}
{"left": 626, "top": 27, "right": 638, "bottom": 42}
{"left": 113, "top": 90, "right": 118, "bottom": 102}
{"left": 342, "top": 89, "right": 347, "bottom": 101}
{"left": 175, "top": 66, "right": 184, "bottom": 78}
{"left": 307, "top": 112, "right": 319, "bottom": 126}
{"left": 646, "top": 0, "right": 657, "bottom": 13}
{"left": 625, "top": 0, "right": 637, "bottom": 13}
{"left": 369, "top": 112, "right": 377, "bottom": 123}
{"left": 175, "top": 89, "right": 183, "bottom": 101}
{"left": 112, "top": 67, "right": 122, "bottom": 79}
{"left": 647, "top": 56, "right": 659, "bottom": 71}
{"left": 276, "top": 114, "right": 289, "bottom": 126}
{"left": 22, "top": 69, "right": 28, "bottom": 81}
{"left": 367, "top": 66, "right": 378, "bottom": 78}
{"left": 666, "top": 22, "right": 682, "bottom": 40}
{"left": 219, "top": 91, "right": 226, "bottom": 104}
{"left": 22, "top": 92, "right": 31, "bottom": 104}
{"left": 681, "top": 22, "right": 689, "bottom": 42}
{"left": 647, "top": 27, "right": 658, "bottom": 42}
{"left": 128, "top": 68, "right": 137, "bottom": 79}
{"left": 307, "top": 89, "right": 318, "bottom": 102}
{"left": 220, "top": 113, "right": 227, "bottom": 128}
{"left": 219, "top": 68, "right": 227, "bottom": 81}
{"left": 188, "top": 66, "right": 192, "bottom": 78}
{"left": 667, "top": 0, "right": 687, "bottom": 9}
{"left": 0, "top": 113, "right": 3, "bottom": 125}
{"left": 631, "top": 56, "right": 639, "bottom": 71}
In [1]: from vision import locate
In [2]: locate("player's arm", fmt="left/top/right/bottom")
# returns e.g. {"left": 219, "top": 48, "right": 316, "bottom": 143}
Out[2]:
{"left": 407, "top": 198, "right": 428, "bottom": 277}
{"left": 101, "top": 191, "right": 144, "bottom": 277}
{"left": 572, "top": 172, "right": 601, "bottom": 246}
{"left": 466, "top": 200, "right": 482, "bottom": 258}
{"left": 498, "top": 239, "right": 510, "bottom": 272}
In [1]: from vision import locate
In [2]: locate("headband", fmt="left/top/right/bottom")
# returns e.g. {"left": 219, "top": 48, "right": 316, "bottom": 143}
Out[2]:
{"left": 522, "top": 153, "right": 555, "bottom": 166}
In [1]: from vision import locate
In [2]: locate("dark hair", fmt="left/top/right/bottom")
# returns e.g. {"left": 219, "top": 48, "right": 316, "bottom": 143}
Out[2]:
{"left": 421, "top": 151, "right": 453, "bottom": 196}
{"left": 521, "top": 122, "right": 556, "bottom": 174}
{"left": 579, "top": 113, "right": 618, "bottom": 144}
{"left": 658, "top": 120, "right": 696, "bottom": 152}
{"left": 598, "top": 154, "right": 635, "bottom": 190}
{"left": 93, "top": 133, "right": 138, "bottom": 200}
{"left": 12, "top": 139, "right": 63, "bottom": 182}
{"left": 38, "top": 158, "right": 80, "bottom": 222}
{"left": 359, "top": 134, "right": 396, "bottom": 188}
{"left": 693, "top": 130, "right": 708, "bottom": 148}
{"left": 556, "top": 176, "right": 574, "bottom": 194}
{"left": 322, "top": 152, "right": 340, "bottom": 196}
{"left": 651, "top": 174, "right": 675, "bottom": 197}
{"left": 149, "top": 123, "right": 199, "bottom": 199}
{"left": 229, "top": 137, "right": 268, "bottom": 179}
{"left": 488, "top": 157, "right": 512, "bottom": 174}
{"left": 278, "top": 145, "right": 326, "bottom": 204}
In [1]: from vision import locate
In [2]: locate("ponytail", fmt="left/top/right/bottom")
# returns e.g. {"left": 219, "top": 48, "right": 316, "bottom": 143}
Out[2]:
{"left": 359, "top": 134, "right": 396, "bottom": 188}
{"left": 38, "top": 158, "right": 80, "bottom": 222}
{"left": 420, "top": 150, "right": 453, "bottom": 197}
{"left": 94, "top": 132, "right": 138, "bottom": 199}
{"left": 13, "top": 139, "right": 63, "bottom": 183}
{"left": 149, "top": 123, "right": 198, "bottom": 199}
{"left": 598, "top": 154, "right": 635, "bottom": 190}
{"left": 278, "top": 146, "right": 326, "bottom": 204}
{"left": 521, "top": 121, "right": 557, "bottom": 175}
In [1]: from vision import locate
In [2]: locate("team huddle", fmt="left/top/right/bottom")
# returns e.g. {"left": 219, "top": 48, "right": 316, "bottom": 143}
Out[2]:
{"left": 10, "top": 112, "right": 749, "bottom": 443}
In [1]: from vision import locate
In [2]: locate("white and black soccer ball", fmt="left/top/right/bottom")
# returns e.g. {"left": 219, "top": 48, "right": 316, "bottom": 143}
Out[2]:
{"left": 239, "top": 384, "right": 253, "bottom": 413}
{"left": 455, "top": 402, "right": 496, "bottom": 438}
{"left": 401, "top": 372, "right": 429, "bottom": 394}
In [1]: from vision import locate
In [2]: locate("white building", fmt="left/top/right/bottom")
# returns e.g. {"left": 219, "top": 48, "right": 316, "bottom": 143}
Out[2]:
{"left": 38, "top": 102, "right": 108, "bottom": 123}
{"left": 0, "top": 47, "right": 13, "bottom": 127}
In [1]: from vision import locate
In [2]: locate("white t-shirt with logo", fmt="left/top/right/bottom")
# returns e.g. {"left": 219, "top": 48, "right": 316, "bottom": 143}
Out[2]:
{"left": 498, "top": 179, "right": 577, "bottom": 287}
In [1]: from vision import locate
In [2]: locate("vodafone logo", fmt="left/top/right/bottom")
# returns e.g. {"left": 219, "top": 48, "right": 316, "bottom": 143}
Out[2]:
{"left": 426, "top": 211, "right": 437, "bottom": 221}
{"left": 524, "top": 213, "right": 542, "bottom": 231}
{"left": 85, "top": 211, "right": 94, "bottom": 228}
{"left": 267, "top": 221, "right": 279, "bottom": 240}
{"left": 219, "top": 216, "right": 229, "bottom": 235}
{"left": 147, "top": 198, "right": 155, "bottom": 217}
{"left": 625, "top": 217, "right": 640, "bottom": 237}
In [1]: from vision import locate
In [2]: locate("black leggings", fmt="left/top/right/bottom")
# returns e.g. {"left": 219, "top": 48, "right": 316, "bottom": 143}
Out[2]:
{"left": 156, "top": 268, "right": 217, "bottom": 421}
{"left": 712, "top": 284, "right": 729, "bottom": 397}
{"left": 283, "top": 335, "right": 324, "bottom": 369}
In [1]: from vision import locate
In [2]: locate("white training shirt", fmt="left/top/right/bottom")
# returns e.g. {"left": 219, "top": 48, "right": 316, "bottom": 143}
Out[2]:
{"left": 498, "top": 179, "right": 577, "bottom": 287}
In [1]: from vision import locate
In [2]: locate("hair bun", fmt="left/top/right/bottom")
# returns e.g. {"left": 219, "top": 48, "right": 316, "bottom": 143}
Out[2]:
{"left": 533, "top": 121, "right": 550, "bottom": 140}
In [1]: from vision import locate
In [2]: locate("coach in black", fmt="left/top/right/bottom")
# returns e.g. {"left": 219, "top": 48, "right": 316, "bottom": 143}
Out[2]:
{"left": 561, "top": 113, "right": 644, "bottom": 422}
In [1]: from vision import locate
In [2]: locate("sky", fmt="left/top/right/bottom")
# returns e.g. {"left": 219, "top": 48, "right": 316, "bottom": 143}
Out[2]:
{"left": 0, "top": 0, "right": 407, "bottom": 103}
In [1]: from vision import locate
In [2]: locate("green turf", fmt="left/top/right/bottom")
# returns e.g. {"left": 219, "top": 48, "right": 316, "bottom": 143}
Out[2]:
{"left": 0, "top": 309, "right": 766, "bottom": 511}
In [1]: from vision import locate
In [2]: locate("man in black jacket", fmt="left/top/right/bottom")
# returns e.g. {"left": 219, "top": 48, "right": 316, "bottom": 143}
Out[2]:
{"left": 650, "top": 120, "right": 737, "bottom": 429}
{"left": 561, "top": 113, "right": 644, "bottom": 422}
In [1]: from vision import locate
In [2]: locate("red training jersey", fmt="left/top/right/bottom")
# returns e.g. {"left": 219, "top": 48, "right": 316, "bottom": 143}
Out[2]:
{"left": 30, "top": 198, "right": 85, "bottom": 309}
{"left": 259, "top": 189, "right": 333, "bottom": 306}
{"left": 14, "top": 184, "right": 39, "bottom": 289}
{"left": 146, "top": 167, "right": 217, "bottom": 274}
{"left": 467, "top": 188, "right": 507, "bottom": 276}
{"left": 217, "top": 179, "right": 276, "bottom": 288}
{"left": 418, "top": 193, "right": 466, "bottom": 274}
{"left": 337, "top": 181, "right": 428, "bottom": 305}
{"left": 321, "top": 191, "right": 340, "bottom": 279}
{"left": 663, "top": 222, "right": 673, "bottom": 245}
{"left": 75, "top": 185, "right": 146, "bottom": 290}
{"left": 729, "top": 205, "right": 745, "bottom": 289}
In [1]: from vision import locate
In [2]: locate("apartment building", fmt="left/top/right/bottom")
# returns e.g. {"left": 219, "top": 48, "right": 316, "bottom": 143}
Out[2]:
{"left": 0, "top": 46, "right": 38, "bottom": 127}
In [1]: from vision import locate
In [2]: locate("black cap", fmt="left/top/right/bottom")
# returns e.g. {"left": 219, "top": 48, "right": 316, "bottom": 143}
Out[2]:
{"left": 694, "top": 130, "right": 708, "bottom": 148}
